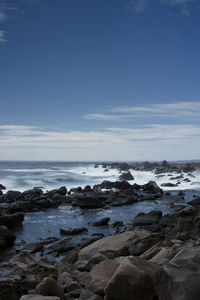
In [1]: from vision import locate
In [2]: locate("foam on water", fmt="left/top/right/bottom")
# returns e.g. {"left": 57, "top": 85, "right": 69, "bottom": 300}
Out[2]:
{"left": 0, "top": 161, "right": 200, "bottom": 191}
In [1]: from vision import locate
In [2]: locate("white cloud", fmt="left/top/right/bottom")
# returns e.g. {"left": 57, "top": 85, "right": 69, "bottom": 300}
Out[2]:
{"left": 0, "top": 123, "right": 200, "bottom": 161}
{"left": 127, "top": 0, "right": 150, "bottom": 12}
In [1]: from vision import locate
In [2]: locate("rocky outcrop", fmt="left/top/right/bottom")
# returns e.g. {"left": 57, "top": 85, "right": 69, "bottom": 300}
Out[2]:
{"left": 119, "top": 171, "right": 134, "bottom": 181}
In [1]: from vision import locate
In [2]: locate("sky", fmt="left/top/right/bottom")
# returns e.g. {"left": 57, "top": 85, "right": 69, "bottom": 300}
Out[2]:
{"left": 0, "top": 0, "right": 200, "bottom": 161}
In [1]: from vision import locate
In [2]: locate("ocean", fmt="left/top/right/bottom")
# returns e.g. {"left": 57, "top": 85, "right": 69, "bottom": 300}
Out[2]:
{"left": 1, "top": 161, "right": 200, "bottom": 251}
{"left": 1, "top": 161, "right": 200, "bottom": 192}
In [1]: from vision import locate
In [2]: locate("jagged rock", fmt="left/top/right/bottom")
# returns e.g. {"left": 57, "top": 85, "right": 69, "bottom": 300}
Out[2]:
{"left": 0, "top": 184, "right": 6, "bottom": 190}
{"left": 104, "top": 256, "right": 160, "bottom": 300}
{"left": 119, "top": 171, "right": 134, "bottom": 181}
{"left": 0, "top": 252, "right": 57, "bottom": 300}
{"left": 86, "top": 259, "right": 119, "bottom": 295}
{"left": 128, "top": 233, "right": 161, "bottom": 256}
{"left": 155, "top": 247, "right": 200, "bottom": 300}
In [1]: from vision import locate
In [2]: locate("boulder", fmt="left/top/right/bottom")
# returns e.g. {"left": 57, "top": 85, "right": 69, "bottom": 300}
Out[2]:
{"left": 0, "top": 225, "right": 16, "bottom": 248}
{"left": 60, "top": 227, "right": 88, "bottom": 235}
{"left": 0, "top": 213, "right": 24, "bottom": 227}
{"left": 132, "top": 211, "right": 162, "bottom": 226}
{"left": 89, "top": 217, "right": 110, "bottom": 226}
{"left": 0, "top": 184, "right": 6, "bottom": 190}
{"left": 77, "top": 230, "right": 149, "bottom": 264}
{"left": 104, "top": 256, "right": 160, "bottom": 300}
{"left": 78, "top": 197, "right": 104, "bottom": 209}
{"left": 155, "top": 247, "right": 200, "bottom": 300}
{"left": 128, "top": 233, "right": 161, "bottom": 256}
{"left": 36, "top": 277, "right": 64, "bottom": 298}
{"left": 86, "top": 259, "right": 119, "bottom": 295}
{"left": 119, "top": 172, "right": 134, "bottom": 181}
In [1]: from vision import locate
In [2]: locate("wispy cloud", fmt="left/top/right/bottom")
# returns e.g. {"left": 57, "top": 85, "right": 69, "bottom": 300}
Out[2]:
{"left": 128, "top": 0, "right": 198, "bottom": 15}
{"left": 84, "top": 101, "right": 200, "bottom": 121}
{"left": 0, "top": 123, "right": 200, "bottom": 160}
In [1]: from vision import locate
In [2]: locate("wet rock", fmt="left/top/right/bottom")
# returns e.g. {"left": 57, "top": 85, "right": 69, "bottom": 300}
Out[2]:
{"left": 161, "top": 183, "right": 177, "bottom": 187}
{"left": 132, "top": 211, "right": 162, "bottom": 226}
{"left": 60, "top": 227, "right": 88, "bottom": 235}
{"left": 0, "top": 184, "right": 6, "bottom": 190}
{"left": 0, "top": 213, "right": 24, "bottom": 227}
{"left": 142, "top": 181, "right": 163, "bottom": 194}
{"left": 0, "top": 225, "right": 16, "bottom": 249}
{"left": 188, "top": 197, "right": 200, "bottom": 206}
{"left": 86, "top": 259, "right": 119, "bottom": 295}
{"left": 94, "top": 180, "right": 132, "bottom": 190}
{"left": 46, "top": 238, "right": 74, "bottom": 254}
{"left": 107, "top": 196, "right": 136, "bottom": 206}
{"left": 104, "top": 256, "right": 160, "bottom": 300}
{"left": 19, "top": 242, "right": 43, "bottom": 254}
{"left": 119, "top": 171, "right": 134, "bottom": 181}
{"left": 6, "top": 190, "right": 24, "bottom": 202}
{"left": 78, "top": 196, "right": 104, "bottom": 209}
{"left": 112, "top": 221, "right": 124, "bottom": 228}
{"left": 36, "top": 277, "right": 64, "bottom": 298}
{"left": 89, "top": 217, "right": 110, "bottom": 226}
{"left": 78, "top": 237, "right": 101, "bottom": 248}
{"left": 169, "top": 175, "right": 184, "bottom": 180}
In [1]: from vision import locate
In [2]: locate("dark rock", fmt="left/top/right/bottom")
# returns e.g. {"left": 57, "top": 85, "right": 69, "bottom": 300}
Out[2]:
{"left": 161, "top": 183, "right": 177, "bottom": 187}
{"left": 188, "top": 197, "right": 200, "bottom": 206}
{"left": 0, "top": 225, "right": 16, "bottom": 248}
{"left": 60, "top": 227, "right": 88, "bottom": 235}
{"left": 0, "top": 213, "right": 24, "bottom": 227}
{"left": 0, "top": 184, "right": 6, "bottom": 190}
{"left": 36, "top": 277, "right": 64, "bottom": 298}
{"left": 78, "top": 197, "right": 104, "bottom": 209}
{"left": 132, "top": 211, "right": 162, "bottom": 226}
{"left": 89, "top": 217, "right": 110, "bottom": 226}
{"left": 128, "top": 233, "right": 161, "bottom": 256}
{"left": 119, "top": 171, "right": 134, "bottom": 181}
{"left": 46, "top": 238, "right": 74, "bottom": 254}
{"left": 142, "top": 181, "right": 163, "bottom": 194}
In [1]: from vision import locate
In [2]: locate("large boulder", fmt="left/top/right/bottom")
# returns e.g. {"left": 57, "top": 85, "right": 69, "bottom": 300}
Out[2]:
{"left": 77, "top": 230, "right": 149, "bottom": 264}
{"left": 86, "top": 259, "right": 119, "bottom": 295}
{"left": 104, "top": 256, "right": 160, "bottom": 300}
{"left": 155, "top": 247, "right": 200, "bottom": 300}
{"left": 132, "top": 211, "right": 162, "bottom": 226}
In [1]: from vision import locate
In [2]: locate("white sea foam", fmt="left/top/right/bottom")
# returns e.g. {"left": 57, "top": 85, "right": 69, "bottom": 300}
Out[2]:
{"left": 0, "top": 162, "right": 200, "bottom": 192}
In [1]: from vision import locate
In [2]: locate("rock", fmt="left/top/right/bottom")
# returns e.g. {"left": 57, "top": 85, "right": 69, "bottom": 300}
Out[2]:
{"left": 58, "top": 272, "right": 73, "bottom": 285}
{"left": 86, "top": 259, "right": 119, "bottom": 295}
{"left": 89, "top": 217, "right": 110, "bottom": 226}
{"left": 0, "top": 213, "right": 24, "bottom": 227}
{"left": 46, "top": 238, "right": 74, "bottom": 254}
{"left": 36, "top": 277, "right": 64, "bottom": 298}
{"left": 6, "top": 190, "right": 24, "bottom": 202}
{"left": 119, "top": 171, "right": 134, "bottom": 181}
{"left": 78, "top": 197, "right": 104, "bottom": 209}
{"left": 142, "top": 181, "right": 163, "bottom": 194}
{"left": 0, "top": 184, "right": 6, "bottom": 190}
{"left": 155, "top": 247, "right": 200, "bottom": 300}
{"left": 0, "top": 225, "right": 16, "bottom": 248}
{"left": 94, "top": 180, "right": 132, "bottom": 190}
{"left": 128, "top": 233, "right": 161, "bottom": 256}
{"left": 60, "top": 227, "right": 88, "bottom": 235}
{"left": 80, "top": 253, "right": 106, "bottom": 272}
{"left": 188, "top": 197, "right": 200, "bottom": 206}
{"left": 77, "top": 230, "right": 149, "bottom": 264}
{"left": 161, "top": 183, "right": 177, "bottom": 187}
{"left": 104, "top": 256, "right": 160, "bottom": 300}
{"left": 68, "top": 281, "right": 82, "bottom": 297}
{"left": 20, "top": 242, "right": 43, "bottom": 253}
{"left": 132, "top": 211, "right": 162, "bottom": 226}
{"left": 20, "top": 296, "right": 60, "bottom": 300}
{"left": 0, "top": 252, "right": 57, "bottom": 300}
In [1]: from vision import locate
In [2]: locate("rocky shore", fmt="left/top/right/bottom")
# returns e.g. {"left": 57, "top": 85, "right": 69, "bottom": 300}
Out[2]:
{"left": 1, "top": 161, "right": 200, "bottom": 300}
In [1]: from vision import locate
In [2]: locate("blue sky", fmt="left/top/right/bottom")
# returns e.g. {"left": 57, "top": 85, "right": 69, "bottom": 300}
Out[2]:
{"left": 0, "top": 0, "right": 200, "bottom": 161}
